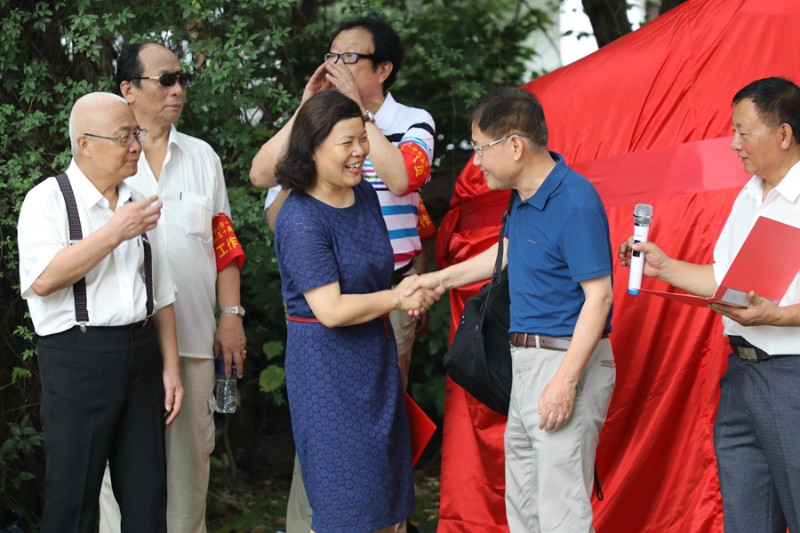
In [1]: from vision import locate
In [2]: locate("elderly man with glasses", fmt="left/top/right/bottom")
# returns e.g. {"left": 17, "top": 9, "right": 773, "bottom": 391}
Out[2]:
{"left": 98, "top": 42, "right": 246, "bottom": 533}
{"left": 250, "top": 15, "right": 435, "bottom": 533}
{"left": 18, "top": 91, "right": 183, "bottom": 533}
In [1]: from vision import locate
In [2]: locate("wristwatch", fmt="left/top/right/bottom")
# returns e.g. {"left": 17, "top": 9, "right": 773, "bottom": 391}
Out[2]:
{"left": 220, "top": 305, "right": 246, "bottom": 318}
{"left": 363, "top": 109, "right": 376, "bottom": 123}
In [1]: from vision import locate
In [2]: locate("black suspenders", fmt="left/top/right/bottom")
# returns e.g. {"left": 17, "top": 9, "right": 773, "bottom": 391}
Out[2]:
{"left": 54, "top": 173, "right": 154, "bottom": 331}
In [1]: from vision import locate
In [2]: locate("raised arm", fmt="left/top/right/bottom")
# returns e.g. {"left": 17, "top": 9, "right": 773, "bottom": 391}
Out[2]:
{"left": 32, "top": 195, "right": 162, "bottom": 296}
{"left": 250, "top": 63, "right": 333, "bottom": 189}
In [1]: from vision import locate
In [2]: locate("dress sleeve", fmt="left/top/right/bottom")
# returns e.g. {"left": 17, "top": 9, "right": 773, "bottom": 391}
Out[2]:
{"left": 275, "top": 198, "right": 340, "bottom": 294}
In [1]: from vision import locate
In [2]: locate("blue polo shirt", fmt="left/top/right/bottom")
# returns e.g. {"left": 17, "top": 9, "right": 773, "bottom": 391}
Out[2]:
{"left": 505, "top": 152, "right": 613, "bottom": 336}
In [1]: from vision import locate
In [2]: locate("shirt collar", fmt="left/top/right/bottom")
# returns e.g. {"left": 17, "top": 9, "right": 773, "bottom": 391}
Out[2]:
{"left": 774, "top": 160, "right": 800, "bottom": 203}
{"left": 747, "top": 159, "right": 800, "bottom": 204}
{"left": 139, "top": 125, "right": 181, "bottom": 175}
{"left": 374, "top": 92, "right": 397, "bottom": 127}
{"left": 166, "top": 124, "right": 182, "bottom": 152}
{"left": 522, "top": 151, "right": 567, "bottom": 210}
{"left": 67, "top": 159, "right": 133, "bottom": 210}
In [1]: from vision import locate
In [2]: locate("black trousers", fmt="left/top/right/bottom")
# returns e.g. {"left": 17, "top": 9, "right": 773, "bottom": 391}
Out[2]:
{"left": 37, "top": 322, "right": 167, "bottom": 533}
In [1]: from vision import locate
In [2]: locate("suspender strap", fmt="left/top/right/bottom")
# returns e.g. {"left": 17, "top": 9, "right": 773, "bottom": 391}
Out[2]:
{"left": 54, "top": 174, "right": 155, "bottom": 328}
{"left": 142, "top": 232, "right": 154, "bottom": 317}
{"left": 54, "top": 173, "right": 89, "bottom": 325}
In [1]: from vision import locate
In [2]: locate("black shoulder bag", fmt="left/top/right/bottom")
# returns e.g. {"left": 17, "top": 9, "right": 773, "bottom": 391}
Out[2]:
{"left": 443, "top": 193, "right": 514, "bottom": 415}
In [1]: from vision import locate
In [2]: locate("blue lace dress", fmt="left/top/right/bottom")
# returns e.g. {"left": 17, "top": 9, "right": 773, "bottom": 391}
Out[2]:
{"left": 274, "top": 179, "right": 414, "bottom": 533}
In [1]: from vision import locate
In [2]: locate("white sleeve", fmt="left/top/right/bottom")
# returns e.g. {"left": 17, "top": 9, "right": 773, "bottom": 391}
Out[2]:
{"left": 18, "top": 181, "right": 68, "bottom": 300}
{"left": 264, "top": 185, "right": 282, "bottom": 211}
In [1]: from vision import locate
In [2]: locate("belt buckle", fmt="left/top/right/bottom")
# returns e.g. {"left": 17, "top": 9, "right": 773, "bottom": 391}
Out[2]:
{"left": 737, "top": 346, "right": 758, "bottom": 361}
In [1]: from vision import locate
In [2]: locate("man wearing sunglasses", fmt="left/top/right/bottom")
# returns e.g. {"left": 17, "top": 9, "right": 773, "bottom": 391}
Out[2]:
{"left": 98, "top": 42, "right": 246, "bottom": 533}
{"left": 249, "top": 15, "right": 435, "bottom": 533}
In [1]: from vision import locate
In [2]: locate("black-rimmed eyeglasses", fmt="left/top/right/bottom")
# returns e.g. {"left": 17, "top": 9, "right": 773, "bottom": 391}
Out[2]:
{"left": 324, "top": 52, "right": 376, "bottom": 65}
{"left": 83, "top": 129, "right": 148, "bottom": 147}
{"left": 129, "top": 71, "right": 194, "bottom": 87}
{"left": 470, "top": 133, "right": 530, "bottom": 158}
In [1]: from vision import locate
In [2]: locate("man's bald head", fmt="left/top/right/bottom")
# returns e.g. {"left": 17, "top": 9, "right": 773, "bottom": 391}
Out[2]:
{"left": 67, "top": 92, "right": 143, "bottom": 186}
{"left": 68, "top": 92, "right": 129, "bottom": 152}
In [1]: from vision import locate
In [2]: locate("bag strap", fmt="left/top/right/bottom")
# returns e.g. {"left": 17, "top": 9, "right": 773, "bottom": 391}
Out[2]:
{"left": 478, "top": 191, "right": 516, "bottom": 324}
{"left": 492, "top": 191, "right": 516, "bottom": 283}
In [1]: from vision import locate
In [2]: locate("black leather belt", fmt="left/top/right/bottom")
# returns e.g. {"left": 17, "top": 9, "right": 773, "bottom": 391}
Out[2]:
{"left": 729, "top": 335, "right": 794, "bottom": 362}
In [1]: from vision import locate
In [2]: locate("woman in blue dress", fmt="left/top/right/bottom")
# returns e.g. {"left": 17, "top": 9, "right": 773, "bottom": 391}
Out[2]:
{"left": 273, "top": 90, "right": 437, "bottom": 533}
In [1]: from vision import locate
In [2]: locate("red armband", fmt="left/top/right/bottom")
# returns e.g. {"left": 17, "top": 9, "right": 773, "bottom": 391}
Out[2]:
{"left": 399, "top": 142, "right": 431, "bottom": 191}
{"left": 416, "top": 198, "right": 436, "bottom": 241}
{"left": 212, "top": 213, "right": 246, "bottom": 272}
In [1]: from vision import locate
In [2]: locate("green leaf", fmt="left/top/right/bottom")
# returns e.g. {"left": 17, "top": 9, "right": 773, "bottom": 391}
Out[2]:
{"left": 261, "top": 340, "right": 285, "bottom": 360}
{"left": 258, "top": 365, "right": 286, "bottom": 393}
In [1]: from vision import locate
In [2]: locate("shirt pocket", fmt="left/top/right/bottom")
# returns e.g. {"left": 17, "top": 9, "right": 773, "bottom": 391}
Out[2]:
{"left": 179, "top": 191, "right": 212, "bottom": 240}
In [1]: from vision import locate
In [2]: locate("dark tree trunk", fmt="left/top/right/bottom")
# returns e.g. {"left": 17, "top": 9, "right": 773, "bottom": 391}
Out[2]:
{"left": 582, "top": 0, "right": 689, "bottom": 48}
{"left": 581, "top": 0, "right": 631, "bottom": 48}
{"left": 659, "top": 0, "right": 688, "bottom": 15}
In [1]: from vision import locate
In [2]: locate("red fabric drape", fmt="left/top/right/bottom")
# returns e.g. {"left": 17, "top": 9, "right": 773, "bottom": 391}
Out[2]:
{"left": 436, "top": 1, "right": 800, "bottom": 531}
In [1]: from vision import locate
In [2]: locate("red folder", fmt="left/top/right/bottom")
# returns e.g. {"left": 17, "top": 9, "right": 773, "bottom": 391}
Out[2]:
{"left": 404, "top": 392, "right": 437, "bottom": 466}
{"left": 641, "top": 216, "right": 800, "bottom": 308}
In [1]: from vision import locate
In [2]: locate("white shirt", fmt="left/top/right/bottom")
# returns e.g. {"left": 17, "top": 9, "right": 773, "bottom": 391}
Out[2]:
{"left": 713, "top": 160, "right": 800, "bottom": 354}
{"left": 18, "top": 160, "right": 175, "bottom": 336}
{"left": 126, "top": 125, "right": 231, "bottom": 359}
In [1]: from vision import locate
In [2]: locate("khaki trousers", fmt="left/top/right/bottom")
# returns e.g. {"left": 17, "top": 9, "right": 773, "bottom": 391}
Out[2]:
{"left": 504, "top": 339, "right": 615, "bottom": 533}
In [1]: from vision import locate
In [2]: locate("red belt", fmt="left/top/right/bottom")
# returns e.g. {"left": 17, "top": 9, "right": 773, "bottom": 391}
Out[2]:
{"left": 287, "top": 313, "right": 392, "bottom": 339}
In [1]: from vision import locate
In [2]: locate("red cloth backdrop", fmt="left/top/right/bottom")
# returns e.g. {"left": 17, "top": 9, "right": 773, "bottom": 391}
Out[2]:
{"left": 435, "top": 1, "right": 800, "bottom": 531}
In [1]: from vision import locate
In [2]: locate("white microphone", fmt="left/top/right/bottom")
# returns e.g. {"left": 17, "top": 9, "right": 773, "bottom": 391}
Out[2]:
{"left": 628, "top": 204, "right": 653, "bottom": 295}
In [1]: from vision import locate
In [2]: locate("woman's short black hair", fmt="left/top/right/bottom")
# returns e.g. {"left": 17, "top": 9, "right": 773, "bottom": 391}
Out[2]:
{"left": 276, "top": 91, "right": 363, "bottom": 192}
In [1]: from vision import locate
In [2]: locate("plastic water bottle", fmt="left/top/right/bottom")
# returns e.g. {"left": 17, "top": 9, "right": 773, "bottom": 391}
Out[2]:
{"left": 215, "top": 358, "right": 237, "bottom": 414}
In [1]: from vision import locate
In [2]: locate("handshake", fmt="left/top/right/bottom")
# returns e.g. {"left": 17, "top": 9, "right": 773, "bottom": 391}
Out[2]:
{"left": 392, "top": 272, "right": 448, "bottom": 317}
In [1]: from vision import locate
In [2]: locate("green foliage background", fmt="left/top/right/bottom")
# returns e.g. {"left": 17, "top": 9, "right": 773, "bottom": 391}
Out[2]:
{"left": 0, "top": 0, "right": 551, "bottom": 526}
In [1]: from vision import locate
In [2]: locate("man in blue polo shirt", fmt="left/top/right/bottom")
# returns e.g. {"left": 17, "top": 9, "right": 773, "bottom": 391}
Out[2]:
{"left": 409, "top": 87, "right": 615, "bottom": 532}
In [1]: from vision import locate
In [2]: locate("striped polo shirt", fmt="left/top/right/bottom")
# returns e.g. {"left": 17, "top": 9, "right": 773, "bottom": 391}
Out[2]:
{"left": 364, "top": 92, "right": 435, "bottom": 271}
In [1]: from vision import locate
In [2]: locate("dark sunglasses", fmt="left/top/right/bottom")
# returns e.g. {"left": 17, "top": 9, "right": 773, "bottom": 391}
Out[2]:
{"left": 129, "top": 71, "right": 194, "bottom": 88}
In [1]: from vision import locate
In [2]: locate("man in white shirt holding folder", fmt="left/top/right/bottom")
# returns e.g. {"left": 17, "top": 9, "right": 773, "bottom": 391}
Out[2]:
{"left": 619, "top": 76, "right": 800, "bottom": 533}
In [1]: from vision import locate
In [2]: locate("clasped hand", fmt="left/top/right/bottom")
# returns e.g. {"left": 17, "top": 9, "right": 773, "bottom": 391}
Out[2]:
{"left": 394, "top": 274, "right": 440, "bottom": 317}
